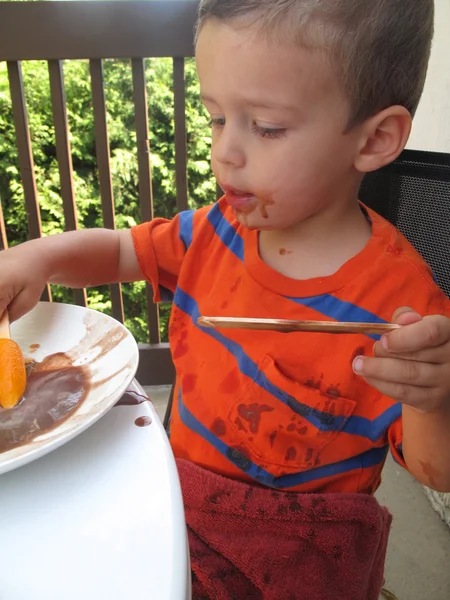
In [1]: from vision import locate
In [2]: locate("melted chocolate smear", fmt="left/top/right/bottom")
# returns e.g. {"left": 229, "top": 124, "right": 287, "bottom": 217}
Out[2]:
{"left": 0, "top": 353, "right": 89, "bottom": 454}
{"left": 135, "top": 416, "right": 152, "bottom": 427}
{"left": 115, "top": 390, "right": 150, "bottom": 407}
{"left": 258, "top": 197, "right": 275, "bottom": 219}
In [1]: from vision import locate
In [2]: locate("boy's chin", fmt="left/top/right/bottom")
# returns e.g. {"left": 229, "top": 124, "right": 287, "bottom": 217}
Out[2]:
{"left": 235, "top": 210, "right": 275, "bottom": 231}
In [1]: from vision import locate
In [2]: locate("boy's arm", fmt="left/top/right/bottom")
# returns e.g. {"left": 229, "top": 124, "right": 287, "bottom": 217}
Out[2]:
{"left": 0, "top": 228, "right": 142, "bottom": 322}
{"left": 402, "top": 404, "right": 450, "bottom": 492}
{"left": 353, "top": 307, "right": 450, "bottom": 492}
{"left": 46, "top": 229, "right": 141, "bottom": 287}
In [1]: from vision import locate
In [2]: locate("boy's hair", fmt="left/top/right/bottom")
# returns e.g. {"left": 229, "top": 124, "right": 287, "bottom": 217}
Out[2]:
{"left": 196, "top": 0, "right": 434, "bottom": 128}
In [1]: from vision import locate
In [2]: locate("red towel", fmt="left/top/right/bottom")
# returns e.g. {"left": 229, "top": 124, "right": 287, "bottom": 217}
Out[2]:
{"left": 177, "top": 459, "right": 392, "bottom": 600}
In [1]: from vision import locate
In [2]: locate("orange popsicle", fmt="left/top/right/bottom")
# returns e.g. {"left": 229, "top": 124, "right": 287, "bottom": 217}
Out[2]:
{"left": 0, "top": 311, "right": 27, "bottom": 409}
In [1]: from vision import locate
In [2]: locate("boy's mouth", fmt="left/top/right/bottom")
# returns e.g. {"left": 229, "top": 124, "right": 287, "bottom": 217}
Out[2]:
{"left": 221, "top": 185, "right": 256, "bottom": 213}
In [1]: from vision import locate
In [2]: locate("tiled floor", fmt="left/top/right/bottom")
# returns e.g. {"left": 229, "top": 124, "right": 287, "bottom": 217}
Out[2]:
{"left": 376, "top": 459, "right": 450, "bottom": 599}
{"left": 144, "top": 1, "right": 450, "bottom": 597}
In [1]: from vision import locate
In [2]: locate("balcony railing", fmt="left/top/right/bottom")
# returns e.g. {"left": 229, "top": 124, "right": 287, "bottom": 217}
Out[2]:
{"left": 0, "top": 0, "right": 201, "bottom": 385}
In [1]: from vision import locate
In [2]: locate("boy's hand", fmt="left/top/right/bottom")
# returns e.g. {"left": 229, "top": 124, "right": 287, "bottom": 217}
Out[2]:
{"left": 0, "top": 242, "right": 50, "bottom": 323}
{"left": 353, "top": 307, "right": 450, "bottom": 412}
{"left": 0, "top": 228, "right": 142, "bottom": 323}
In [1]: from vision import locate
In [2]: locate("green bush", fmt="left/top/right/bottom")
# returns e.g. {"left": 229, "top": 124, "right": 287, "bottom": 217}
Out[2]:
{"left": 0, "top": 57, "right": 214, "bottom": 342}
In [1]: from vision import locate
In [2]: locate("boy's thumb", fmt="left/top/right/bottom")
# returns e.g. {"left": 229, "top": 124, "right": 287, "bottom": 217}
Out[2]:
{"left": 391, "top": 306, "right": 422, "bottom": 326}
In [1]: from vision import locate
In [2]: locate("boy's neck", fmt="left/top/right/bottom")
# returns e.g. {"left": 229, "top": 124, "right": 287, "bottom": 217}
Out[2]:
{"left": 258, "top": 199, "right": 372, "bottom": 281}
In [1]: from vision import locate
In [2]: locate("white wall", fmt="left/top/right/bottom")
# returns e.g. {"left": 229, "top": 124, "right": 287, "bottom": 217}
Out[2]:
{"left": 407, "top": 0, "right": 450, "bottom": 152}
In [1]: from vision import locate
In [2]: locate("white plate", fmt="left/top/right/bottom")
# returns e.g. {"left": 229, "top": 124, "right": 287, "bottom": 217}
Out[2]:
{"left": 0, "top": 301, "right": 139, "bottom": 475}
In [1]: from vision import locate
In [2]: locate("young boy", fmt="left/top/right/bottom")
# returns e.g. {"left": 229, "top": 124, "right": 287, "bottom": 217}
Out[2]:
{"left": 1, "top": 0, "right": 450, "bottom": 597}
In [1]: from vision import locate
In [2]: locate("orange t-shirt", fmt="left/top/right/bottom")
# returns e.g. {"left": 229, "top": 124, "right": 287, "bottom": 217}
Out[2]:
{"left": 132, "top": 199, "right": 450, "bottom": 494}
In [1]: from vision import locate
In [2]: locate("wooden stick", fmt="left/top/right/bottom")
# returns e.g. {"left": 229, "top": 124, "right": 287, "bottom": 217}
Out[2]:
{"left": 0, "top": 310, "right": 10, "bottom": 339}
{"left": 197, "top": 316, "right": 400, "bottom": 336}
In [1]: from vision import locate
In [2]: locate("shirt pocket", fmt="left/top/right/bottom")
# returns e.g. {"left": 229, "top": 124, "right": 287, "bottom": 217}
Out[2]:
{"left": 227, "top": 355, "right": 356, "bottom": 477}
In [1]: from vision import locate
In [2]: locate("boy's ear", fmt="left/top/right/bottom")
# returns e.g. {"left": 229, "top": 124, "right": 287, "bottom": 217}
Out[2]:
{"left": 354, "top": 106, "right": 412, "bottom": 173}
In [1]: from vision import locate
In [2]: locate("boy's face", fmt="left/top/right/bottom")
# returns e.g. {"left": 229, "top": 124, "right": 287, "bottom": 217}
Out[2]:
{"left": 196, "top": 20, "right": 364, "bottom": 231}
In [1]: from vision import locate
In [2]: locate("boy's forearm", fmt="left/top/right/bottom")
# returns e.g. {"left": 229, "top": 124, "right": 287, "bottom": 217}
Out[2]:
{"left": 34, "top": 229, "right": 122, "bottom": 288}
{"left": 402, "top": 404, "right": 450, "bottom": 492}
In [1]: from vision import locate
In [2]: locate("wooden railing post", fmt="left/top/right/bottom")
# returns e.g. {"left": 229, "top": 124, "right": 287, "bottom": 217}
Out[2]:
{"left": 7, "top": 60, "right": 51, "bottom": 301}
{"left": 90, "top": 58, "right": 125, "bottom": 323}
{"left": 48, "top": 59, "right": 87, "bottom": 308}
{"left": 132, "top": 57, "right": 160, "bottom": 344}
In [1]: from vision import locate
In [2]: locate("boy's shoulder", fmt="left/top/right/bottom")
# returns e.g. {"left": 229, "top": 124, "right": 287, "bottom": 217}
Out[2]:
{"left": 189, "top": 197, "right": 238, "bottom": 228}
{"left": 187, "top": 196, "right": 248, "bottom": 248}
{"left": 191, "top": 199, "right": 439, "bottom": 288}
{"left": 363, "top": 205, "right": 448, "bottom": 315}
{"left": 185, "top": 199, "right": 448, "bottom": 315}
{"left": 366, "top": 205, "right": 435, "bottom": 280}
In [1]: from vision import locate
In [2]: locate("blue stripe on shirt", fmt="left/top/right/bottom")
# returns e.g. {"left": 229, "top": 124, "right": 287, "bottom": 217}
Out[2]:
{"left": 342, "top": 403, "right": 402, "bottom": 439}
{"left": 207, "top": 203, "right": 245, "bottom": 261}
{"left": 175, "top": 288, "right": 347, "bottom": 433}
{"left": 203, "top": 204, "right": 387, "bottom": 341}
{"left": 178, "top": 210, "right": 194, "bottom": 250}
{"left": 177, "top": 389, "right": 389, "bottom": 489}
{"left": 174, "top": 287, "right": 401, "bottom": 441}
{"left": 286, "top": 294, "right": 387, "bottom": 341}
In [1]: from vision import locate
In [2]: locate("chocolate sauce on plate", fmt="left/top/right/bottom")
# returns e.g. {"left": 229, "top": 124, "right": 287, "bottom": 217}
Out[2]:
{"left": 0, "top": 353, "right": 89, "bottom": 454}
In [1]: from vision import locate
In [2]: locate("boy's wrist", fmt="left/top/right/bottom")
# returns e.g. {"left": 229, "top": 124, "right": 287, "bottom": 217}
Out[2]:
{"left": 403, "top": 399, "right": 450, "bottom": 418}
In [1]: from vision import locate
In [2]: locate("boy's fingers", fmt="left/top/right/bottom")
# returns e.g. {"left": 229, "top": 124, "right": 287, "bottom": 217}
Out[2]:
{"left": 381, "top": 315, "right": 450, "bottom": 354}
{"left": 391, "top": 306, "right": 422, "bottom": 325}
{"left": 361, "top": 376, "right": 442, "bottom": 410}
{"left": 0, "top": 304, "right": 7, "bottom": 325}
{"left": 353, "top": 355, "right": 448, "bottom": 409}
{"left": 0, "top": 295, "right": 14, "bottom": 327}
{"left": 7, "top": 288, "right": 41, "bottom": 323}
{"left": 353, "top": 355, "right": 441, "bottom": 388}
{"left": 373, "top": 340, "right": 450, "bottom": 365}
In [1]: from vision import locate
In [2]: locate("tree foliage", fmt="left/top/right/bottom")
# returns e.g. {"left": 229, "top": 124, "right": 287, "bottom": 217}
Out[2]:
{"left": 0, "top": 57, "right": 214, "bottom": 341}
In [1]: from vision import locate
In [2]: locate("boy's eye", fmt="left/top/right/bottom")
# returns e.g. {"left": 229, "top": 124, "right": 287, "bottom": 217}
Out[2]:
{"left": 208, "top": 117, "right": 225, "bottom": 128}
{"left": 208, "top": 118, "right": 286, "bottom": 139}
{"left": 251, "top": 123, "right": 286, "bottom": 139}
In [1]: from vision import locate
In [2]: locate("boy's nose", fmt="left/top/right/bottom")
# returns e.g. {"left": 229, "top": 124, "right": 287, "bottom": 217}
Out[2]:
{"left": 212, "top": 127, "right": 246, "bottom": 169}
